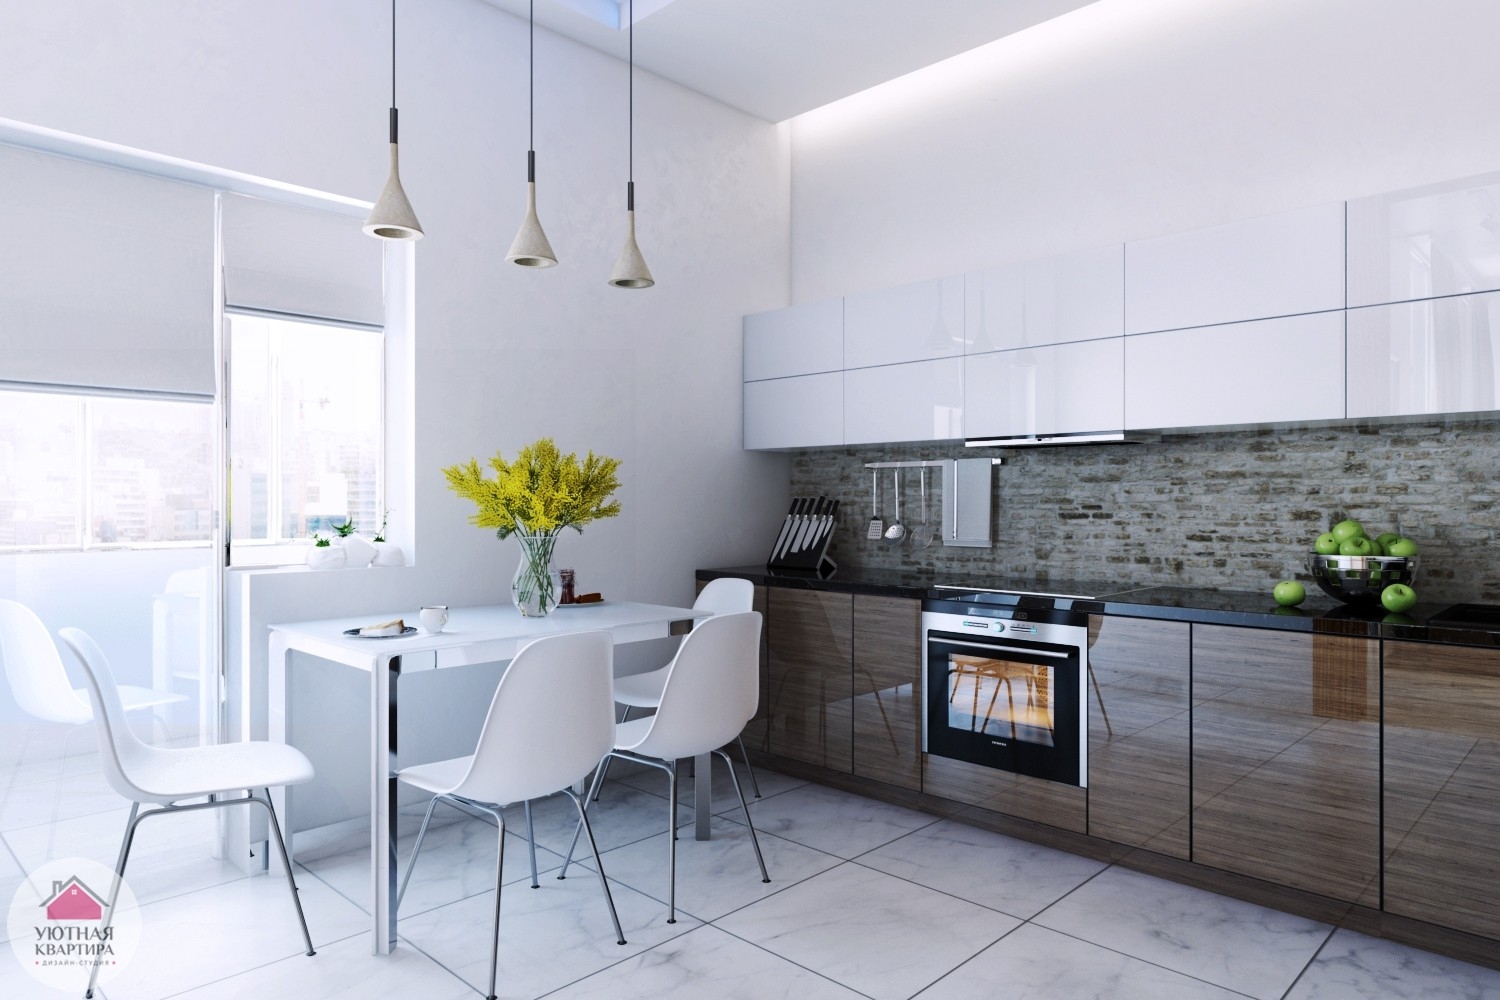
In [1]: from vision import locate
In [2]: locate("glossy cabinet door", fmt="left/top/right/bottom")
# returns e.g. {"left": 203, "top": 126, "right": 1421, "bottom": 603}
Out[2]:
{"left": 1125, "top": 201, "right": 1345, "bottom": 335}
{"left": 965, "top": 338, "right": 1124, "bottom": 439}
{"left": 1383, "top": 640, "right": 1500, "bottom": 940}
{"left": 1346, "top": 292, "right": 1500, "bottom": 418}
{"left": 1086, "top": 616, "right": 1190, "bottom": 859}
{"left": 766, "top": 589, "right": 853, "bottom": 772}
{"left": 843, "top": 357, "right": 963, "bottom": 445}
{"left": 1191, "top": 625, "right": 1379, "bottom": 904}
{"left": 852, "top": 595, "right": 921, "bottom": 789}
{"left": 966, "top": 244, "right": 1124, "bottom": 353}
{"left": 1124, "top": 311, "right": 1345, "bottom": 430}
{"left": 1347, "top": 171, "right": 1500, "bottom": 308}
{"left": 743, "top": 372, "right": 842, "bottom": 450}
{"left": 743, "top": 297, "right": 843, "bottom": 381}
{"left": 843, "top": 275, "right": 965, "bottom": 368}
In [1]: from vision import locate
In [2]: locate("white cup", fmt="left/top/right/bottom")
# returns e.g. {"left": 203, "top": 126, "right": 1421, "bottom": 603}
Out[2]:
{"left": 418, "top": 606, "right": 449, "bottom": 634}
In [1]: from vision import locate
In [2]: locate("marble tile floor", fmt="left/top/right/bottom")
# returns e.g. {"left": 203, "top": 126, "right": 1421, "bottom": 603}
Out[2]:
{"left": 2, "top": 758, "right": 1499, "bottom": 999}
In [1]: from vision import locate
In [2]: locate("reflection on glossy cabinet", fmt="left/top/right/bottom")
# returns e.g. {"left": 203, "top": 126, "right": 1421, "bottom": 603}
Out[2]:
{"left": 743, "top": 297, "right": 844, "bottom": 382}
{"left": 1347, "top": 171, "right": 1500, "bottom": 308}
{"left": 966, "top": 244, "right": 1124, "bottom": 353}
{"left": 697, "top": 580, "right": 772, "bottom": 753}
{"left": 965, "top": 338, "right": 1124, "bottom": 439}
{"left": 844, "top": 275, "right": 965, "bottom": 369}
{"left": 1346, "top": 292, "right": 1500, "bottom": 418}
{"left": 852, "top": 595, "right": 921, "bottom": 789}
{"left": 843, "top": 357, "right": 963, "bottom": 445}
{"left": 767, "top": 589, "right": 853, "bottom": 772}
{"left": 743, "top": 372, "right": 842, "bottom": 450}
{"left": 1384, "top": 640, "right": 1500, "bottom": 940}
{"left": 1085, "top": 616, "right": 1189, "bottom": 859}
{"left": 1191, "top": 625, "right": 1379, "bottom": 904}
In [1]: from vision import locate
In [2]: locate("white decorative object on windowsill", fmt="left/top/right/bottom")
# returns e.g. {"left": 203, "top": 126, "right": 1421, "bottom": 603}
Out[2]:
{"left": 341, "top": 532, "right": 377, "bottom": 568}
{"left": 306, "top": 542, "right": 347, "bottom": 571}
{"left": 371, "top": 542, "right": 405, "bottom": 567}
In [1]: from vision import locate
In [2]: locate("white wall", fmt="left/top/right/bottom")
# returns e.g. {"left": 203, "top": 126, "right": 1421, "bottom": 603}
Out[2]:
{"left": 0, "top": 0, "right": 791, "bottom": 829}
{"left": 789, "top": 0, "right": 1500, "bottom": 300}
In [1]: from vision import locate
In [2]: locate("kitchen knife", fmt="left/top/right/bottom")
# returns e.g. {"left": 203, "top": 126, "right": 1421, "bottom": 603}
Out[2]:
{"left": 768, "top": 498, "right": 799, "bottom": 563}
{"left": 774, "top": 497, "right": 808, "bottom": 561}
{"left": 791, "top": 496, "right": 824, "bottom": 553}
{"left": 810, "top": 498, "right": 837, "bottom": 554}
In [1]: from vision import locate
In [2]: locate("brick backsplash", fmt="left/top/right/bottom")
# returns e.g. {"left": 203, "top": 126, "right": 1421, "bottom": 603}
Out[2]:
{"left": 789, "top": 418, "right": 1500, "bottom": 603}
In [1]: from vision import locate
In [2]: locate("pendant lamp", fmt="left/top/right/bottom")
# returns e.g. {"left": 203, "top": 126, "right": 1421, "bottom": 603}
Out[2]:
{"left": 608, "top": 0, "right": 653, "bottom": 288}
{"left": 364, "top": 0, "right": 423, "bottom": 241}
{"left": 507, "top": 0, "right": 557, "bottom": 267}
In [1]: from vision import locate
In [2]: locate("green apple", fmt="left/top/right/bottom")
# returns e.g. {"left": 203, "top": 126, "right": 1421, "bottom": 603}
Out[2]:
{"left": 1313, "top": 532, "right": 1341, "bottom": 555}
{"left": 1331, "top": 519, "right": 1366, "bottom": 543}
{"left": 1385, "top": 537, "right": 1418, "bottom": 557}
{"left": 1339, "top": 536, "right": 1376, "bottom": 556}
{"left": 1375, "top": 532, "right": 1401, "bottom": 550}
{"left": 1381, "top": 583, "right": 1418, "bottom": 613}
{"left": 1382, "top": 611, "right": 1417, "bottom": 626}
{"left": 1273, "top": 581, "right": 1306, "bottom": 607}
{"left": 1366, "top": 538, "right": 1386, "bottom": 556}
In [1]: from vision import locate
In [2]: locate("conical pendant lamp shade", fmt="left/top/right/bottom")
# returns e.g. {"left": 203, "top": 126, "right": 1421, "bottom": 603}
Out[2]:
{"left": 364, "top": 141, "right": 424, "bottom": 240}
{"left": 608, "top": 210, "right": 653, "bottom": 288}
{"left": 506, "top": 152, "right": 556, "bottom": 267}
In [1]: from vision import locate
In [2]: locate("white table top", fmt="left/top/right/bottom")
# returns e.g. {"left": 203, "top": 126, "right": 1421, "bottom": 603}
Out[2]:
{"left": 269, "top": 601, "right": 708, "bottom": 672}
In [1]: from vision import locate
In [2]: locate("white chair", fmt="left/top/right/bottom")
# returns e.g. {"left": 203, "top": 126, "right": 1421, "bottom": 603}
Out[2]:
{"left": 57, "top": 627, "right": 315, "bottom": 1000}
{"left": 599, "top": 577, "right": 762, "bottom": 798}
{"left": 562, "top": 611, "right": 769, "bottom": 924}
{"left": 395, "top": 630, "right": 626, "bottom": 1000}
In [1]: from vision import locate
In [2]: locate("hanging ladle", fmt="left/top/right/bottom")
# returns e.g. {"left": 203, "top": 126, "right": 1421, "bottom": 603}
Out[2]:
{"left": 883, "top": 469, "right": 906, "bottom": 546}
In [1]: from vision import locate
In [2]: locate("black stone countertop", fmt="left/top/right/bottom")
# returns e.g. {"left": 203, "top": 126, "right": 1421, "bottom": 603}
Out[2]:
{"left": 697, "top": 566, "right": 1500, "bottom": 647}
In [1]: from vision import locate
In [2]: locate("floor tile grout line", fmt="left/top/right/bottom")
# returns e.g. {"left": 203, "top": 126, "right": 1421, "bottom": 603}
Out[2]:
{"left": 839, "top": 854, "right": 1054, "bottom": 923}
{"left": 701, "top": 918, "right": 883, "bottom": 1000}
{"left": 1277, "top": 924, "right": 1343, "bottom": 1000}
{"left": 148, "top": 929, "right": 373, "bottom": 1000}
{"left": 1015, "top": 919, "right": 1267, "bottom": 1000}
{"left": 903, "top": 920, "right": 1030, "bottom": 999}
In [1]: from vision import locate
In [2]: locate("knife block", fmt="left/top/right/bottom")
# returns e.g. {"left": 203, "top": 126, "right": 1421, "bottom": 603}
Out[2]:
{"left": 767, "top": 495, "right": 838, "bottom": 574}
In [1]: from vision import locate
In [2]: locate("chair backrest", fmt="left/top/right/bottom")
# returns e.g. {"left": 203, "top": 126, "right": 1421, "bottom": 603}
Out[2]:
{"left": 57, "top": 627, "right": 150, "bottom": 801}
{"left": 452, "top": 629, "right": 615, "bottom": 806}
{"left": 0, "top": 599, "right": 92, "bottom": 725}
{"left": 693, "top": 577, "right": 753, "bottom": 617}
{"left": 625, "top": 611, "right": 762, "bottom": 762}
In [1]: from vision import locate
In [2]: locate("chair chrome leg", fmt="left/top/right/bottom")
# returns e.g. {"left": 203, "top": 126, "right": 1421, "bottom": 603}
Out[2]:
{"left": 714, "top": 749, "right": 769, "bottom": 884}
{"left": 560, "top": 754, "right": 611, "bottom": 879}
{"left": 524, "top": 799, "right": 539, "bottom": 888}
{"left": 397, "top": 796, "right": 442, "bottom": 911}
{"left": 592, "top": 706, "right": 632, "bottom": 802}
{"left": 735, "top": 736, "right": 762, "bottom": 798}
{"left": 86, "top": 802, "right": 142, "bottom": 1000}
{"left": 564, "top": 789, "right": 626, "bottom": 945}
{"left": 257, "top": 788, "right": 316, "bottom": 957}
{"left": 666, "top": 761, "right": 678, "bottom": 924}
{"left": 487, "top": 813, "right": 506, "bottom": 1000}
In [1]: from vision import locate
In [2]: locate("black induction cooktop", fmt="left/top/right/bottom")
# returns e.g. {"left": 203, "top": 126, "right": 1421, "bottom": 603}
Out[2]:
{"left": 1427, "top": 604, "right": 1500, "bottom": 629}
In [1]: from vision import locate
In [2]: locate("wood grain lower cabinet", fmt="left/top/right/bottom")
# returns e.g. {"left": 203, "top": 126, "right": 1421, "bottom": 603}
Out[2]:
{"left": 1086, "top": 616, "right": 1190, "bottom": 859}
{"left": 852, "top": 595, "right": 921, "bottom": 790}
{"left": 1384, "top": 640, "right": 1500, "bottom": 940}
{"left": 767, "top": 589, "right": 853, "bottom": 772}
{"left": 1191, "top": 625, "right": 1379, "bottom": 903}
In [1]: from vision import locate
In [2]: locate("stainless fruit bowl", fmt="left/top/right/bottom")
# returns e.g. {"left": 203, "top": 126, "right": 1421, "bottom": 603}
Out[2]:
{"left": 1308, "top": 553, "right": 1418, "bottom": 605}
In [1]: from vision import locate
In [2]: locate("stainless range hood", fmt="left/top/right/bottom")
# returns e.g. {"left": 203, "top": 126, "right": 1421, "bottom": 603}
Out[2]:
{"left": 964, "top": 431, "right": 1158, "bottom": 449}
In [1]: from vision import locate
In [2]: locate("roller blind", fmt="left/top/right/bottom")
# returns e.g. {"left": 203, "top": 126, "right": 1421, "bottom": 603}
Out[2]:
{"left": 222, "top": 194, "right": 384, "bottom": 327}
{"left": 0, "top": 144, "right": 216, "bottom": 398}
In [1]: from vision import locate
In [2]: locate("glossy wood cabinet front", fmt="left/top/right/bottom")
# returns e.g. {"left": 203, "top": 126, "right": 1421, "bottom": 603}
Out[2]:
{"left": 1086, "top": 616, "right": 1190, "bottom": 859}
{"left": 697, "top": 580, "right": 772, "bottom": 754}
{"left": 1191, "top": 625, "right": 1380, "bottom": 903}
{"left": 1384, "top": 640, "right": 1500, "bottom": 940}
{"left": 767, "top": 589, "right": 853, "bottom": 772}
{"left": 852, "top": 595, "right": 921, "bottom": 789}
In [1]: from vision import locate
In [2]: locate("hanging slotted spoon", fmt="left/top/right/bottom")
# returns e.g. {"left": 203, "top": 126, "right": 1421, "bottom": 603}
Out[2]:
{"left": 883, "top": 469, "right": 906, "bottom": 546}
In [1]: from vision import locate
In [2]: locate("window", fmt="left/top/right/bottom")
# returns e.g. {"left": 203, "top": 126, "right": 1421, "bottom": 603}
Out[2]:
{"left": 0, "top": 390, "right": 213, "bottom": 551}
{"left": 227, "top": 312, "right": 384, "bottom": 565}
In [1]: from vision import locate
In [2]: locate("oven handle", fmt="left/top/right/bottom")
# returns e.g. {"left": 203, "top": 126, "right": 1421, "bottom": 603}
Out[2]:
{"left": 931, "top": 637, "right": 1071, "bottom": 659}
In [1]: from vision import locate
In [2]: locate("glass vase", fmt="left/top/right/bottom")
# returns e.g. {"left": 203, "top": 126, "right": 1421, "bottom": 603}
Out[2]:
{"left": 511, "top": 531, "right": 562, "bottom": 617}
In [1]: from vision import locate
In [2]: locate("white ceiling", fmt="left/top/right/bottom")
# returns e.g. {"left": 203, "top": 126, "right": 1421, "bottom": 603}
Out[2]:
{"left": 478, "top": 0, "right": 1103, "bottom": 122}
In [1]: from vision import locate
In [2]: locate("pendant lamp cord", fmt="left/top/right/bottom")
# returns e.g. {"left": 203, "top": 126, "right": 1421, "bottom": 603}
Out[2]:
{"left": 527, "top": 0, "right": 536, "bottom": 182}
{"left": 388, "top": 0, "right": 399, "bottom": 143}
{"left": 626, "top": 0, "right": 634, "bottom": 211}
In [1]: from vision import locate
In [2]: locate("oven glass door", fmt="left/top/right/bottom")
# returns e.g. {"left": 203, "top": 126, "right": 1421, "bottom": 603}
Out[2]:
{"left": 926, "top": 630, "right": 1081, "bottom": 785}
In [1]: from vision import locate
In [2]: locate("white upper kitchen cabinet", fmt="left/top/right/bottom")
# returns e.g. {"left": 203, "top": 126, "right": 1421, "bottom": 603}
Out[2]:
{"left": 1125, "top": 202, "right": 1346, "bottom": 334}
{"left": 843, "top": 275, "right": 965, "bottom": 369}
{"left": 965, "top": 338, "right": 1124, "bottom": 439}
{"left": 743, "top": 296, "right": 843, "bottom": 381}
{"left": 1125, "top": 311, "right": 1345, "bottom": 430}
{"left": 1347, "top": 292, "right": 1500, "bottom": 418}
{"left": 968, "top": 244, "right": 1125, "bottom": 353}
{"left": 843, "top": 358, "right": 963, "bottom": 445}
{"left": 1347, "top": 171, "right": 1500, "bottom": 309}
{"left": 744, "top": 372, "right": 842, "bottom": 450}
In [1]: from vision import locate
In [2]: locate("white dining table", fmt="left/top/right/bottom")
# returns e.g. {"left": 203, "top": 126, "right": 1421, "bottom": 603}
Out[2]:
{"left": 267, "top": 601, "right": 711, "bottom": 955}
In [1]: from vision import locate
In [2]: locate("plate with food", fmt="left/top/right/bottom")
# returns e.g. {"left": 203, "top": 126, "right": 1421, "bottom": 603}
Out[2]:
{"left": 345, "top": 618, "right": 419, "bottom": 638}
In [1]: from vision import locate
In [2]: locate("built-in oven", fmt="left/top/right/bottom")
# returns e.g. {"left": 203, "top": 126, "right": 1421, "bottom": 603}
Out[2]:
{"left": 922, "top": 595, "right": 1090, "bottom": 787}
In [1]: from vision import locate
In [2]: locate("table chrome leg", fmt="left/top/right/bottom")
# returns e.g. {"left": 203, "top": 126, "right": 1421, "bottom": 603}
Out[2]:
{"left": 693, "top": 752, "right": 711, "bottom": 840}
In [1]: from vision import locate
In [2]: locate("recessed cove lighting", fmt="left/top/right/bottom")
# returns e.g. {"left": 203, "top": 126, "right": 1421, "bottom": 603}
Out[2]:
{"left": 552, "top": 0, "right": 676, "bottom": 30}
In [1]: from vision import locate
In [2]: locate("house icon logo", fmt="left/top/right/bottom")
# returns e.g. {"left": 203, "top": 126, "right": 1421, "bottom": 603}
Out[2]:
{"left": 40, "top": 877, "right": 107, "bottom": 922}
{"left": 8, "top": 856, "right": 141, "bottom": 991}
